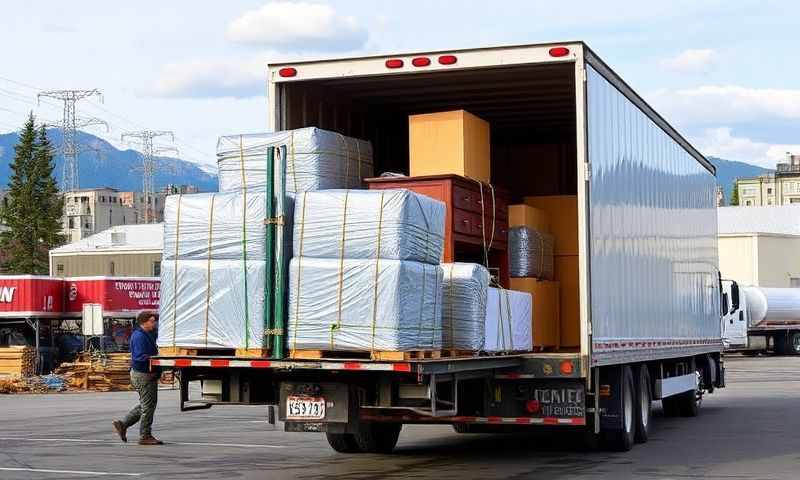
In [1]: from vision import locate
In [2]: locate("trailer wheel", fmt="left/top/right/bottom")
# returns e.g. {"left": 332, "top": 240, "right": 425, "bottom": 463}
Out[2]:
{"left": 634, "top": 365, "right": 652, "bottom": 444}
{"left": 602, "top": 365, "right": 636, "bottom": 452}
{"left": 353, "top": 422, "right": 402, "bottom": 453}
{"left": 325, "top": 432, "right": 361, "bottom": 453}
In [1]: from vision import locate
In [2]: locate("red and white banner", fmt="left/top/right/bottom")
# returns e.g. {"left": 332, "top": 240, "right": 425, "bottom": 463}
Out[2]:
{"left": 64, "top": 276, "right": 160, "bottom": 317}
{"left": 0, "top": 275, "right": 64, "bottom": 318}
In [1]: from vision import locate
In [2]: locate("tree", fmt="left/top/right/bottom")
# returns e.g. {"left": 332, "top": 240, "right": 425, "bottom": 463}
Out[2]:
{"left": 0, "top": 114, "right": 64, "bottom": 274}
{"left": 729, "top": 180, "right": 740, "bottom": 206}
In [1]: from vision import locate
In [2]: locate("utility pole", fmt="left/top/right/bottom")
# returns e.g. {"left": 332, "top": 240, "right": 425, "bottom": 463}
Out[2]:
{"left": 121, "top": 130, "right": 175, "bottom": 223}
{"left": 37, "top": 89, "right": 106, "bottom": 192}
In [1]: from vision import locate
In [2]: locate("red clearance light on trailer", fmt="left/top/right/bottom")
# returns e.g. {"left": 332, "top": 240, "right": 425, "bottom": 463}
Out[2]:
{"left": 438, "top": 55, "right": 457, "bottom": 65}
{"left": 278, "top": 67, "right": 297, "bottom": 78}
{"left": 412, "top": 57, "right": 431, "bottom": 67}
{"left": 548, "top": 47, "right": 570, "bottom": 58}
{"left": 385, "top": 58, "right": 404, "bottom": 68}
{"left": 525, "top": 400, "right": 541, "bottom": 414}
{"left": 559, "top": 360, "right": 574, "bottom": 375}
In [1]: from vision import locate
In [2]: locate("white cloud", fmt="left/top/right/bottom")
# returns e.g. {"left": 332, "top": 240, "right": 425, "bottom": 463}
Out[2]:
{"left": 649, "top": 85, "right": 800, "bottom": 126}
{"left": 227, "top": 1, "right": 368, "bottom": 52}
{"left": 660, "top": 49, "right": 715, "bottom": 73}
{"left": 694, "top": 127, "right": 800, "bottom": 167}
{"left": 145, "top": 57, "right": 268, "bottom": 98}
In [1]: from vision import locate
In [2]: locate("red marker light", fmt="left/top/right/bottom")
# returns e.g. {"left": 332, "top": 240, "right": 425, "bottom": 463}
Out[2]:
{"left": 278, "top": 67, "right": 297, "bottom": 77}
{"left": 548, "top": 47, "right": 570, "bottom": 58}
{"left": 525, "top": 400, "right": 541, "bottom": 414}
{"left": 438, "top": 55, "right": 457, "bottom": 65}
{"left": 385, "top": 59, "right": 404, "bottom": 68}
{"left": 412, "top": 57, "right": 431, "bottom": 67}
{"left": 560, "top": 360, "right": 574, "bottom": 375}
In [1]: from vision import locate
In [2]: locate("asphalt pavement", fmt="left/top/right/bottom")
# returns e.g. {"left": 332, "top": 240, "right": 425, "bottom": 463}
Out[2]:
{"left": 0, "top": 355, "right": 798, "bottom": 479}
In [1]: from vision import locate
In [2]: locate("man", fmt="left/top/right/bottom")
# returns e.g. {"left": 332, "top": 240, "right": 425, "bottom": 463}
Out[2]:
{"left": 113, "top": 311, "right": 163, "bottom": 445}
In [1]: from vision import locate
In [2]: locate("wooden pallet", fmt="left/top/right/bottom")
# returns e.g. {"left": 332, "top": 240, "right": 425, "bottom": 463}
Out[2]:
{"left": 158, "top": 346, "right": 269, "bottom": 358}
{"left": 288, "top": 349, "right": 470, "bottom": 361}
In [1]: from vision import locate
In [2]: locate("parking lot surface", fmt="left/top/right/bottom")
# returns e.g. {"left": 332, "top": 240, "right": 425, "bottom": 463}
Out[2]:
{"left": 1, "top": 355, "right": 798, "bottom": 479}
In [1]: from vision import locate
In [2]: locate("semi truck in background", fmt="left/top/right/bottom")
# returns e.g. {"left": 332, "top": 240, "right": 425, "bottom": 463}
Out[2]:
{"left": 721, "top": 280, "right": 800, "bottom": 355}
{"left": 153, "top": 41, "right": 726, "bottom": 453}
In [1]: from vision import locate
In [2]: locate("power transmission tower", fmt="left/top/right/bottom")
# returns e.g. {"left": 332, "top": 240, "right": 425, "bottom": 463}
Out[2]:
{"left": 37, "top": 89, "right": 107, "bottom": 192}
{"left": 121, "top": 130, "right": 175, "bottom": 223}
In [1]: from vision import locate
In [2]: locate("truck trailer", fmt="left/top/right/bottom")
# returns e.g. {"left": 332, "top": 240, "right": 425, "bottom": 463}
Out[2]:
{"left": 153, "top": 41, "right": 725, "bottom": 453}
{"left": 721, "top": 280, "right": 800, "bottom": 355}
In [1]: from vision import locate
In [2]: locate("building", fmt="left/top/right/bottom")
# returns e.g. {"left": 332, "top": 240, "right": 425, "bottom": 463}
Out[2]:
{"left": 716, "top": 185, "right": 725, "bottom": 207}
{"left": 161, "top": 184, "right": 199, "bottom": 195}
{"left": 62, "top": 188, "right": 137, "bottom": 243}
{"left": 49, "top": 223, "right": 163, "bottom": 278}
{"left": 736, "top": 153, "right": 800, "bottom": 206}
{"left": 718, "top": 205, "right": 800, "bottom": 287}
{"left": 118, "top": 191, "right": 167, "bottom": 223}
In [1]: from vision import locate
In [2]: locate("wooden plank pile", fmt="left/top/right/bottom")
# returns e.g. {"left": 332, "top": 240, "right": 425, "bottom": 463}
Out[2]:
{"left": 0, "top": 347, "right": 35, "bottom": 377}
{"left": 55, "top": 352, "right": 132, "bottom": 392}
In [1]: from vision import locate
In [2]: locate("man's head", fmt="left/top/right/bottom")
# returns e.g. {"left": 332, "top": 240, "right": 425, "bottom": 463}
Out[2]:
{"left": 137, "top": 311, "right": 157, "bottom": 333}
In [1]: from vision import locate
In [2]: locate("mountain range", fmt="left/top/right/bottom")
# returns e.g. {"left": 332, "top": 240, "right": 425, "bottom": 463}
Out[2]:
{"left": 0, "top": 130, "right": 772, "bottom": 199}
{"left": 0, "top": 129, "right": 218, "bottom": 192}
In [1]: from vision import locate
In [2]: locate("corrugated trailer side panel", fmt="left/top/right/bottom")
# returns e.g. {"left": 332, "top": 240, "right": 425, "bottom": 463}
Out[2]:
{"left": 0, "top": 276, "right": 64, "bottom": 317}
{"left": 585, "top": 65, "right": 720, "bottom": 365}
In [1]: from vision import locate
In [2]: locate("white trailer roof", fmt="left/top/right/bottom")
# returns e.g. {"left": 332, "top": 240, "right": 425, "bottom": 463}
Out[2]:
{"left": 718, "top": 205, "right": 800, "bottom": 236}
{"left": 50, "top": 223, "right": 164, "bottom": 255}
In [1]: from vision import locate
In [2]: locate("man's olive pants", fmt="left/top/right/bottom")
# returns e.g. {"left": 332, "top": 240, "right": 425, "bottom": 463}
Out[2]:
{"left": 122, "top": 370, "right": 158, "bottom": 437}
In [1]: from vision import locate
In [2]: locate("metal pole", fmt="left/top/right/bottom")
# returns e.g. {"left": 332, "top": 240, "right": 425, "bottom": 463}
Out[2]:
{"left": 34, "top": 319, "right": 40, "bottom": 375}
{"left": 272, "top": 145, "right": 287, "bottom": 359}
{"left": 264, "top": 147, "right": 275, "bottom": 357}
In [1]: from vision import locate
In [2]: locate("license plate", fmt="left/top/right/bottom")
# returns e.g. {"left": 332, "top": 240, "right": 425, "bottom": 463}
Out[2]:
{"left": 287, "top": 396, "right": 326, "bottom": 420}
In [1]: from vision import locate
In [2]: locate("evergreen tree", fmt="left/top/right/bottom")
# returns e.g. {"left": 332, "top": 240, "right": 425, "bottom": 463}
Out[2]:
{"left": 730, "top": 180, "right": 740, "bottom": 206}
{"left": 0, "top": 114, "right": 64, "bottom": 273}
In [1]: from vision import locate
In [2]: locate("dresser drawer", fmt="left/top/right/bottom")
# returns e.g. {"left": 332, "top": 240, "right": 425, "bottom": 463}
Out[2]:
{"left": 453, "top": 208, "right": 481, "bottom": 236}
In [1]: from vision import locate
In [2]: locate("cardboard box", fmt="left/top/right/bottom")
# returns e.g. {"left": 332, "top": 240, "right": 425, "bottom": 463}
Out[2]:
{"left": 509, "top": 278, "right": 560, "bottom": 348}
{"left": 409, "top": 110, "right": 490, "bottom": 182}
{"left": 554, "top": 255, "right": 579, "bottom": 348}
{"left": 508, "top": 204, "right": 550, "bottom": 232}
{"left": 523, "top": 195, "right": 577, "bottom": 256}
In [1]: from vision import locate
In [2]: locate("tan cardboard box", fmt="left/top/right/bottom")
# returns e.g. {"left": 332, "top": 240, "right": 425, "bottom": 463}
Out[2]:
{"left": 523, "top": 195, "right": 578, "bottom": 256}
{"left": 508, "top": 204, "right": 550, "bottom": 232}
{"left": 409, "top": 110, "right": 490, "bottom": 183}
{"left": 509, "top": 278, "right": 560, "bottom": 348}
{"left": 554, "top": 254, "right": 579, "bottom": 348}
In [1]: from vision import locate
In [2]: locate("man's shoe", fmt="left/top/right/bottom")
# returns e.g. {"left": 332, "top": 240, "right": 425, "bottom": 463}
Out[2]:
{"left": 138, "top": 436, "right": 164, "bottom": 445}
{"left": 112, "top": 421, "right": 127, "bottom": 443}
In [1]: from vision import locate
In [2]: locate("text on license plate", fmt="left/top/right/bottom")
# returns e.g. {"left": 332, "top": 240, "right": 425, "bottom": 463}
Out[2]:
{"left": 287, "top": 396, "right": 326, "bottom": 420}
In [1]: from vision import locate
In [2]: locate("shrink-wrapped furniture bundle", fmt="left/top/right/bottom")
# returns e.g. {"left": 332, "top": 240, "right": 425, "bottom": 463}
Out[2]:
{"left": 216, "top": 128, "right": 373, "bottom": 194}
{"left": 440, "top": 263, "right": 490, "bottom": 351}
{"left": 485, "top": 287, "right": 533, "bottom": 352}
{"left": 508, "top": 227, "right": 555, "bottom": 279}
{"left": 293, "top": 189, "right": 445, "bottom": 264}
{"left": 288, "top": 189, "right": 446, "bottom": 353}
{"left": 288, "top": 258, "right": 442, "bottom": 351}
{"left": 158, "top": 192, "right": 267, "bottom": 350}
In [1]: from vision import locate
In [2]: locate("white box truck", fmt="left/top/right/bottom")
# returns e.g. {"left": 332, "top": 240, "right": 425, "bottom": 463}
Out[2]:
{"left": 153, "top": 41, "right": 725, "bottom": 453}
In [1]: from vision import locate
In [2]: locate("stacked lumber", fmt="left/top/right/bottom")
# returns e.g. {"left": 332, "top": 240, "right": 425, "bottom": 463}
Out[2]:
{"left": 0, "top": 374, "right": 66, "bottom": 394}
{"left": 55, "top": 352, "right": 132, "bottom": 392}
{"left": 0, "top": 347, "right": 35, "bottom": 377}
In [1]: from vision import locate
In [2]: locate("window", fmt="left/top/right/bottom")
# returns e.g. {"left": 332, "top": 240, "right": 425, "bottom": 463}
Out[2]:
{"left": 152, "top": 261, "right": 161, "bottom": 276}
{"left": 68, "top": 218, "right": 74, "bottom": 228}
{"left": 745, "top": 200, "right": 752, "bottom": 206}
{"left": 791, "top": 198, "right": 800, "bottom": 204}
{"left": 768, "top": 200, "right": 773, "bottom": 205}
{"left": 767, "top": 187, "right": 773, "bottom": 194}
{"left": 56, "top": 264, "right": 64, "bottom": 274}
{"left": 742, "top": 186, "right": 758, "bottom": 196}
{"left": 100, "top": 196, "right": 105, "bottom": 202}
{"left": 109, "top": 261, "right": 115, "bottom": 275}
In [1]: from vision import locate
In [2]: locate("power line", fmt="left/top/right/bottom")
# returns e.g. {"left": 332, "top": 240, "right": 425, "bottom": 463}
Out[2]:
{"left": 37, "top": 89, "right": 107, "bottom": 192}
{"left": 121, "top": 130, "right": 175, "bottom": 223}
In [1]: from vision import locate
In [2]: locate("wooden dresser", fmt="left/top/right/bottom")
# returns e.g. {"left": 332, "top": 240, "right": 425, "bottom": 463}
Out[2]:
{"left": 366, "top": 174, "right": 510, "bottom": 286}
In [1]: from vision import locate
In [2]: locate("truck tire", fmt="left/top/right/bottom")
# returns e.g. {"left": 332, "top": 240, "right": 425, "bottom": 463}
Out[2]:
{"left": 353, "top": 423, "right": 402, "bottom": 453}
{"left": 634, "top": 365, "right": 652, "bottom": 444}
{"left": 325, "top": 432, "right": 361, "bottom": 453}
{"left": 602, "top": 365, "right": 636, "bottom": 452}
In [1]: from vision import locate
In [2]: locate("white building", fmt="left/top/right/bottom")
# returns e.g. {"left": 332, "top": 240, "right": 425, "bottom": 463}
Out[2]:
{"left": 62, "top": 187, "right": 137, "bottom": 243}
{"left": 718, "top": 205, "right": 800, "bottom": 287}
{"left": 736, "top": 154, "right": 800, "bottom": 206}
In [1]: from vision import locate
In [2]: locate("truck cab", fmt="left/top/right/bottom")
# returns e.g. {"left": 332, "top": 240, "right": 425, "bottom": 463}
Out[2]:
{"left": 721, "top": 280, "right": 748, "bottom": 349}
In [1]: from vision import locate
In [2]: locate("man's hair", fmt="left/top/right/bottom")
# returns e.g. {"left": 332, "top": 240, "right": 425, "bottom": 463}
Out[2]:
{"left": 137, "top": 311, "right": 156, "bottom": 325}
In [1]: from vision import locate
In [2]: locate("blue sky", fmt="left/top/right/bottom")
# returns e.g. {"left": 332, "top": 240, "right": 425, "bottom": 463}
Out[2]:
{"left": 1, "top": 0, "right": 798, "bottom": 168}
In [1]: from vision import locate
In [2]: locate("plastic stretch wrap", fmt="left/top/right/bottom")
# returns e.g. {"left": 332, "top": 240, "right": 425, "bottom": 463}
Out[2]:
{"left": 158, "top": 259, "right": 265, "bottom": 349}
{"left": 288, "top": 257, "right": 443, "bottom": 352}
{"left": 508, "top": 227, "right": 554, "bottom": 279}
{"left": 163, "top": 192, "right": 266, "bottom": 261}
{"left": 485, "top": 287, "right": 532, "bottom": 352}
{"left": 217, "top": 128, "right": 373, "bottom": 194}
{"left": 293, "top": 189, "right": 445, "bottom": 264}
{"left": 440, "top": 263, "right": 489, "bottom": 350}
